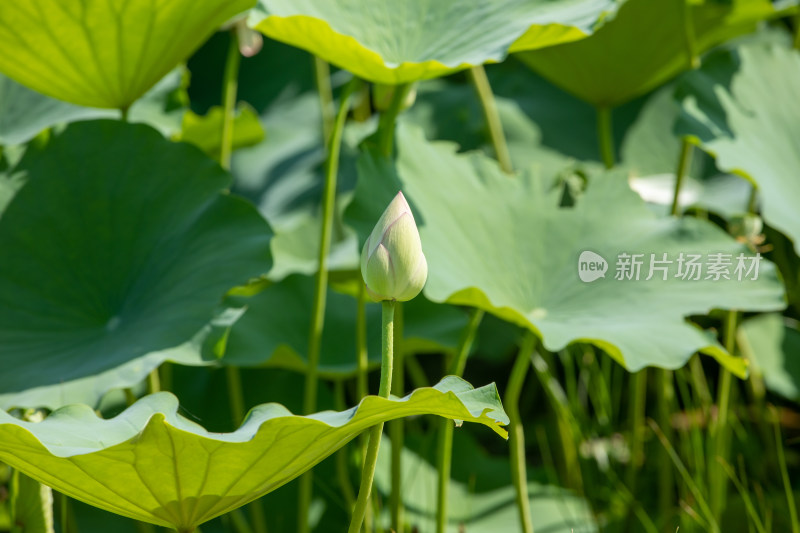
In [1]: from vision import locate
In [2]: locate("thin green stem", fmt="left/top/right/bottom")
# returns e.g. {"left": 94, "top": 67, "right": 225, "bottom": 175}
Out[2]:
{"left": 377, "top": 83, "right": 413, "bottom": 157}
{"left": 334, "top": 381, "right": 357, "bottom": 514}
{"left": 506, "top": 332, "right": 537, "bottom": 533}
{"left": 220, "top": 29, "right": 241, "bottom": 171}
{"left": 671, "top": 138, "right": 693, "bottom": 216}
{"left": 596, "top": 106, "right": 615, "bottom": 169}
{"left": 530, "top": 349, "right": 583, "bottom": 491}
{"left": 771, "top": 406, "right": 800, "bottom": 532}
{"left": 61, "top": 492, "right": 69, "bottom": 533}
{"left": 436, "top": 308, "right": 485, "bottom": 533}
{"left": 649, "top": 419, "right": 719, "bottom": 532}
{"left": 390, "top": 303, "right": 404, "bottom": 533}
{"left": 626, "top": 369, "right": 648, "bottom": 492}
{"left": 349, "top": 301, "right": 395, "bottom": 533}
{"left": 717, "top": 459, "right": 766, "bottom": 533}
{"left": 313, "top": 57, "right": 334, "bottom": 147}
{"left": 356, "top": 283, "right": 369, "bottom": 402}
{"left": 299, "top": 76, "right": 359, "bottom": 533}
{"left": 405, "top": 354, "right": 429, "bottom": 390}
{"left": 656, "top": 369, "right": 676, "bottom": 525}
{"left": 468, "top": 65, "right": 513, "bottom": 174}
{"left": 354, "top": 283, "right": 373, "bottom": 532}
{"left": 147, "top": 369, "right": 160, "bottom": 394}
{"left": 120, "top": 106, "right": 129, "bottom": 122}
{"left": 747, "top": 186, "right": 758, "bottom": 214}
{"left": 710, "top": 311, "right": 738, "bottom": 522}
{"left": 449, "top": 309, "right": 485, "bottom": 376}
{"left": 225, "top": 367, "right": 246, "bottom": 427}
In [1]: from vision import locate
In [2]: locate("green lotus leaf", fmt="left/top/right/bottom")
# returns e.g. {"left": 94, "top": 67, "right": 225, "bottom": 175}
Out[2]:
{"left": 0, "top": 73, "right": 109, "bottom": 145}
{"left": 346, "top": 124, "right": 785, "bottom": 376}
{"left": 739, "top": 313, "right": 800, "bottom": 402}
{"left": 675, "top": 43, "right": 800, "bottom": 254}
{"left": 179, "top": 103, "right": 265, "bottom": 160}
{"left": 0, "top": 308, "right": 245, "bottom": 411}
{"left": 0, "top": 377, "right": 509, "bottom": 530}
{"left": 0, "top": 67, "right": 189, "bottom": 145}
{"left": 250, "top": 0, "right": 617, "bottom": 85}
{"left": 0, "top": 0, "right": 253, "bottom": 109}
{"left": 374, "top": 438, "right": 597, "bottom": 532}
{"left": 219, "top": 274, "right": 468, "bottom": 375}
{"left": 516, "top": 0, "right": 789, "bottom": 107}
{"left": 0, "top": 120, "right": 272, "bottom": 396}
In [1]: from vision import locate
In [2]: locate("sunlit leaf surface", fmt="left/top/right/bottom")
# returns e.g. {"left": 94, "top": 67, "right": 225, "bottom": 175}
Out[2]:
{"left": 0, "top": 377, "right": 508, "bottom": 529}
{"left": 0, "top": 0, "right": 253, "bottom": 108}
{"left": 251, "top": 0, "right": 616, "bottom": 84}
{"left": 346, "top": 124, "right": 785, "bottom": 376}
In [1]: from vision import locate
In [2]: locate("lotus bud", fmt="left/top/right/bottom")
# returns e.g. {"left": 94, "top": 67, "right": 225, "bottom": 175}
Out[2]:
{"left": 361, "top": 192, "right": 428, "bottom": 302}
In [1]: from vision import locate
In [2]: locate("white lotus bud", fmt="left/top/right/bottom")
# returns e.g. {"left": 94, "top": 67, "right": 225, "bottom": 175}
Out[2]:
{"left": 360, "top": 192, "right": 428, "bottom": 302}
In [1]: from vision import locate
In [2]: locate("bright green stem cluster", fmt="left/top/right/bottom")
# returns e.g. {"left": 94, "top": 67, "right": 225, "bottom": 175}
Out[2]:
{"left": 435, "top": 308, "right": 484, "bottom": 533}
{"left": 349, "top": 301, "right": 396, "bottom": 533}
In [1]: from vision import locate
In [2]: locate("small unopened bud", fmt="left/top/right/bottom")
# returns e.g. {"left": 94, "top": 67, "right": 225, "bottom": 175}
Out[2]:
{"left": 235, "top": 19, "right": 263, "bottom": 57}
{"left": 361, "top": 192, "right": 427, "bottom": 302}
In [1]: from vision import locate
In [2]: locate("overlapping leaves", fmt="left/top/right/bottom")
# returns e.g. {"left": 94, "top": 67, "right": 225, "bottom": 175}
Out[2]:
{"left": 250, "top": 0, "right": 617, "bottom": 84}
{"left": 346, "top": 124, "right": 785, "bottom": 375}
{"left": 0, "top": 377, "right": 508, "bottom": 529}
{"left": 676, "top": 43, "right": 800, "bottom": 254}
{"left": 0, "top": 121, "right": 272, "bottom": 397}
{"left": 516, "top": 0, "right": 789, "bottom": 106}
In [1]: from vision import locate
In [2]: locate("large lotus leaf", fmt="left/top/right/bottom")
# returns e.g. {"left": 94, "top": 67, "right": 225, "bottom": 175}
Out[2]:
{"left": 0, "top": 67, "right": 189, "bottom": 145}
{"left": 676, "top": 44, "right": 800, "bottom": 254}
{"left": 374, "top": 437, "right": 596, "bottom": 532}
{"left": 0, "top": 73, "right": 109, "bottom": 145}
{"left": 0, "top": 308, "right": 245, "bottom": 411}
{"left": 250, "top": 0, "right": 616, "bottom": 85}
{"left": 738, "top": 313, "right": 800, "bottom": 402}
{"left": 516, "top": 0, "right": 787, "bottom": 107}
{"left": 0, "top": 120, "right": 272, "bottom": 395}
{"left": 0, "top": 377, "right": 508, "bottom": 529}
{"left": 220, "top": 274, "right": 468, "bottom": 375}
{"left": 346, "top": 124, "right": 785, "bottom": 376}
{"left": 0, "top": 0, "right": 253, "bottom": 109}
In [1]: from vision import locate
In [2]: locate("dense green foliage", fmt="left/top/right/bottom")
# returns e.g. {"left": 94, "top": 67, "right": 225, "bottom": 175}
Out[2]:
{"left": 1, "top": 1, "right": 799, "bottom": 532}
